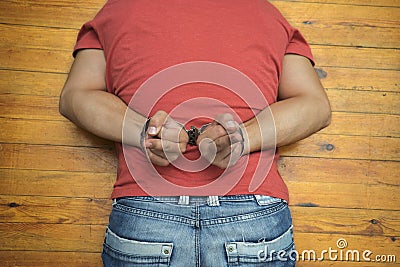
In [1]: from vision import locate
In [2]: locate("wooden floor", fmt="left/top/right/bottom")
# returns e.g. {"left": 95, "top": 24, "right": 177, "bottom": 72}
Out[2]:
{"left": 0, "top": 0, "right": 399, "bottom": 266}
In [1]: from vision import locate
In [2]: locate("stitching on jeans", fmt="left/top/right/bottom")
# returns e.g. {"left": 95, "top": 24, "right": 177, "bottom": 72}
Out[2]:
{"left": 201, "top": 202, "right": 287, "bottom": 227}
{"left": 114, "top": 203, "right": 195, "bottom": 226}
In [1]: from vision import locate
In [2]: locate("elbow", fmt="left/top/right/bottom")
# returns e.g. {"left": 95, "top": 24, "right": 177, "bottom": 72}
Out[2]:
{"left": 59, "top": 88, "right": 73, "bottom": 120}
{"left": 58, "top": 91, "right": 68, "bottom": 118}
{"left": 320, "top": 98, "right": 332, "bottom": 129}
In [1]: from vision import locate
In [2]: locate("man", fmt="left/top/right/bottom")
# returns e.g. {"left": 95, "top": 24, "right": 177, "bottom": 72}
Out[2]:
{"left": 60, "top": 0, "right": 331, "bottom": 266}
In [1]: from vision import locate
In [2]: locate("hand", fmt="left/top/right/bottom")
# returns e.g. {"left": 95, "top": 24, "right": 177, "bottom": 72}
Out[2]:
{"left": 197, "top": 113, "right": 244, "bottom": 169}
{"left": 143, "top": 110, "right": 189, "bottom": 166}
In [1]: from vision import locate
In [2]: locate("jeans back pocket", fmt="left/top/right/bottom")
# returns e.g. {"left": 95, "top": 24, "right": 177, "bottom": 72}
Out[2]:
{"left": 102, "top": 228, "right": 173, "bottom": 267}
{"left": 225, "top": 226, "right": 295, "bottom": 266}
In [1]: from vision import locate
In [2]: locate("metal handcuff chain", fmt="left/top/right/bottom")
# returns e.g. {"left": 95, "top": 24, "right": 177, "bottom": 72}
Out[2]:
{"left": 141, "top": 119, "right": 244, "bottom": 156}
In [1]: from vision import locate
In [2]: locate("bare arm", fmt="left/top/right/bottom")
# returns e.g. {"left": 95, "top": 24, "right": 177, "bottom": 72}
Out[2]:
{"left": 242, "top": 54, "right": 331, "bottom": 154}
{"left": 197, "top": 54, "right": 331, "bottom": 168}
{"left": 59, "top": 49, "right": 146, "bottom": 147}
{"left": 59, "top": 49, "right": 187, "bottom": 165}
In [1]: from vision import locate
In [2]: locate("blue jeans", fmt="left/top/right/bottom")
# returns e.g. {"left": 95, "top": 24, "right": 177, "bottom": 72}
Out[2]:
{"left": 102, "top": 195, "right": 296, "bottom": 266}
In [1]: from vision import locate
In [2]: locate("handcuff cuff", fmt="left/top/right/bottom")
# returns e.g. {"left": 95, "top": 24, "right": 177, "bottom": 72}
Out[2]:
{"left": 141, "top": 119, "right": 244, "bottom": 155}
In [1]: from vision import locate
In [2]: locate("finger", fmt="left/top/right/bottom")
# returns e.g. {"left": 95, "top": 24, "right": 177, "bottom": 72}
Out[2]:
{"left": 161, "top": 127, "right": 188, "bottom": 146}
{"left": 146, "top": 139, "right": 182, "bottom": 163}
{"left": 215, "top": 113, "right": 238, "bottom": 134}
{"left": 213, "top": 135, "right": 231, "bottom": 152}
{"left": 198, "top": 137, "right": 217, "bottom": 163}
{"left": 146, "top": 138, "right": 182, "bottom": 155}
{"left": 214, "top": 142, "right": 243, "bottom": 169}
{"left": 146, "top": 149, "right": 170, "bottom": 166}
{"left": 147, "top": 110, "right": 168, "bottom": 137}
{"left": 197, "top": 124, "right": 228, "bottom": 144}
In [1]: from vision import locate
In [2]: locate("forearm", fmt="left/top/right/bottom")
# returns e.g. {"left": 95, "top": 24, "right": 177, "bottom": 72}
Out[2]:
{"left": 59, "top": 89, "right": 146, "bottom": 148}
{"left": 242, "top": 95, "right": 331, "bottom": 154}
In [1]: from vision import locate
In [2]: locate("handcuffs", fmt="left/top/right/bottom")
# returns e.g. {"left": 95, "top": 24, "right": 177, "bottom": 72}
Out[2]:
{"left": 141, "top": 119, "right": 244, "bottom": 155}
{"left": 185, "top": 124, "right": 210, "bottom": 146}
{"left": 141, "top": 119, "right": 210, "bottom": 147}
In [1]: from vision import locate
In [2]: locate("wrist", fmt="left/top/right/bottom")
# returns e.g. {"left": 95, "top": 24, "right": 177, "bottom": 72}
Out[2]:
{"left": 239, "top": 123, "right": 250, "bottom": 155}
{"left": 139, "top": 117, "right": 151, "bottom": 151}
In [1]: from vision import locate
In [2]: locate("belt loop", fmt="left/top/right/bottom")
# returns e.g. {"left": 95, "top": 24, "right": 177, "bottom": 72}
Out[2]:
{"left": 178, "top": 196, "right": 190, "bottom": 205}
{"left": 112, "top": 199, "right": 117, "bottom": 206}
{"left": 254, "top": 195, "right": 283, "bottom": 206}
{"left": 207, "top": 196, "right": 220, "bottom": 206}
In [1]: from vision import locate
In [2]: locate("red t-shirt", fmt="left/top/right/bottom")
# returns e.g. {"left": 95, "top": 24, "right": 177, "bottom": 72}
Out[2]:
{"left": 74, "top": 0, "right": 314, "bottom": 202}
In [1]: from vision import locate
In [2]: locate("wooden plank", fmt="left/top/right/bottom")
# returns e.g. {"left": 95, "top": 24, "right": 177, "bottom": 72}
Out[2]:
{"left": 0, "top": 251, "right": 102, "bottom": 267}
{"left": 0, "top": 23, "right": 77, "bottom": 51}
{"left": 0, "top": 47, "right": 73, "bottom": 73}
{"left": 321, "top": 113, "right": 400, "bottom": 138}
{"left": 0, "top": 169, "right": 114, "bottom": 198}
{"left": 4, "top": 0, "right": 106, "bottom": 10}
{"left": 0, "top": 195, "right": 111, "bottom": 225}
{"left": 278, "top": 157, "right": 400, "bottom": 186}
{"left": 1, "top": 195, "right": 399, "bottom": 237}
{"left": 0, "top": 144, "right": 117, "bottom": 172}
{"left": 327, "top": 89, "right": 399, "bottom": 115}
{"left": 287, "top": 181, "right": 400, "bottom": 210}
{"left": 295, "top": 20, "right": 400, "bottom": 48}
{"left": 272, "top": 2, "right": 400, "bottom": 29}
{"left": 294, "top": 233, "right": 399, "bottom": 264}
{"left": 0, "top": 94, "right": 62, "bottom": 120}
{"left": 0, "top": 158, "right": 397, "bottom": 198}
{"left": 0, "top": 1, "right": 100, "bottom": 29}
{"left": 272, "top": 2, "right": 400, "bottom": 49}
{"left": 272, "top": 0, "right": 400, "bottom": 8}
{"left": 280, "top": 133, "right": 400, "bottom": 161}
{"left": 319, "top": 67, "right": 399, "bottom": 93}
{"left": 0, "top": 117, "right": 112, "bottom": 147}
{"left": 311, "top": 46, "right": 400, "bottom": 70}
{"left": 0, "top": 223, "right": 105, "bottom": 252}
{"left": 291, "top": 206, "right": 400, "bottom": 237}
{"left": 0, "top": 70, "right": 67, "bottom": 96}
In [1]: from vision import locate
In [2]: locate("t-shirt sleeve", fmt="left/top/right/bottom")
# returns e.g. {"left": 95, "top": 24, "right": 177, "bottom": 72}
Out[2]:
{"left": 286, "top": 28, "right": 315, "bottom": 66}
{"left": 73, "top": 22, "right": 103, "bottom": 57}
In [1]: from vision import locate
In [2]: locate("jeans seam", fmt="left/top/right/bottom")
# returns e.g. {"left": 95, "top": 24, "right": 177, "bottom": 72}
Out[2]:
{"left": 201, "top": 202, "right": 287, "bottom": 227}
{"left": 114, "top": 203, "right": 196, "bottom": 226}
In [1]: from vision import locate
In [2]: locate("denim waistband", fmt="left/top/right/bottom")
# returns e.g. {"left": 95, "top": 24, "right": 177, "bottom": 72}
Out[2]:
{"left": 114, "top": 195, "right": 284, "bottom": 207}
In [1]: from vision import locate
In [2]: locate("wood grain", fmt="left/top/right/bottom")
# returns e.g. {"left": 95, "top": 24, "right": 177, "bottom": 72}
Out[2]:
{"left": 0, "top": 157, "right": 397, "bottom": 198}
{"left": 0, "top": 114, "right": 398, "bottom": 149}
{"left": 0, "top": 0, "right": 398, "bottom": 266}
{"left": 0, "top": 251, "right": 102, "bottom": 267}
{"left": 1, "top": 45, "right": 399, "bottom": 75}
{"left": 0, "top": 169, "right": 114, "bottom": 198}
{"left": 1, "top": 89, "right": 398, "bottom": 122}
{"left": 0, "top": 68, "right": 398, "bottom": 101}
{"left": 1, "top": 195, "right": 399, "bottom": 237}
